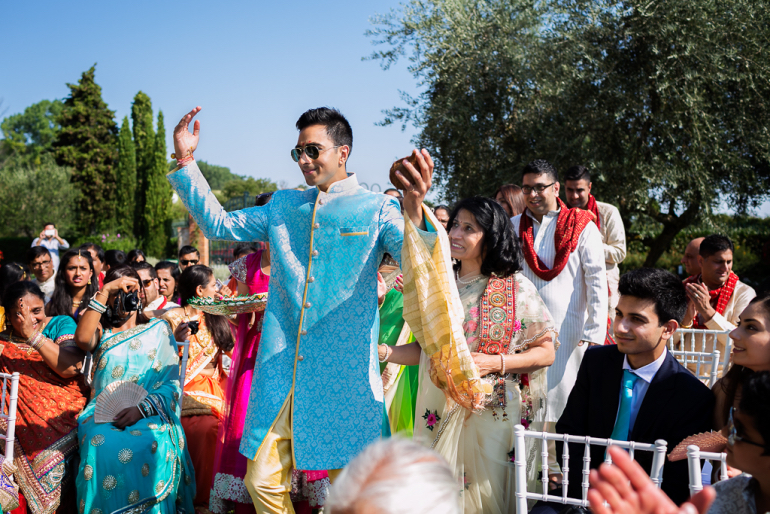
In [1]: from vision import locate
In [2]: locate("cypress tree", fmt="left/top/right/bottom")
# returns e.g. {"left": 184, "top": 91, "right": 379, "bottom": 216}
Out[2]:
{"left": 53, "top": 65, "right": 118, "bottom": 235}
{"left": 141, "top": 111, "right": 173, "bottom": 257}
{"left": 115, "top": 116, "right": 137, "bottom": 236}
{"left": 131, "top": 91, "right": 155, "bottom": 238}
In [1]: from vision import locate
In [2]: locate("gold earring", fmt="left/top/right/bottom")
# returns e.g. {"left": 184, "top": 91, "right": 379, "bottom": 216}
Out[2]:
{"left": 88, "top": 279, "right": 91, "bottom": 285}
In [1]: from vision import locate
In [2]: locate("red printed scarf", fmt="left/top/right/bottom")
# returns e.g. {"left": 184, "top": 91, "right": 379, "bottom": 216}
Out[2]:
{"left": 585, "top": 194, "right": 601, "bottom": 230}
{"left": 683, "top": 272, "right": 739, "bottom": 328}
{"left": 519, "top": 198, "right": 595, "bottom": 281}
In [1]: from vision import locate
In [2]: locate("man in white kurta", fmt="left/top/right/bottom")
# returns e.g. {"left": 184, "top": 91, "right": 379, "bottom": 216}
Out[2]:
{"left": 681, "top": 234, "right": 755, "bottom": 372}
{"left": 512, "top": 160, "right": 608, "bottom": 424}
{"left": 564, "top": 165, "right": 626, "bottom": 311}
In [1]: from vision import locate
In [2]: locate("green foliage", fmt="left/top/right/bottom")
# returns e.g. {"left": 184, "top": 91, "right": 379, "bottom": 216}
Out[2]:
{"left": 52, "top": 65, "right": 119, "bottom": 235}
{"left": 221, "top": 177, "right": 278, "bottom": 199}
{"left": 368, "top": 0, "right": 770, "bottom": 264}
{"left": 621, "top": 214, "right": 770, "bottom": 291}
{"left": 197, "top": 160, "right": 243, "bottom": 190}
{"left": 132, "top": 91, "right": 155, "bottom": 237}
{"left": 115, "top": 116, "right": 137, "bottom": 236}
{"left": 74, "top": 231, "right": 139, "bottom": 253}
{"left": 0, "top": 99, "right": 63, "bottom": 166}
{"left": 0, "top": 156, "right": 77, "bottom": 237}
{"left": 140, "top": 111, "right": 173, "bottom": 258}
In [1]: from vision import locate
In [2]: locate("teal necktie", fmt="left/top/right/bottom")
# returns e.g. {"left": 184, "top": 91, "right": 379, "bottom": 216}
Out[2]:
{"left": 610, "top": 370, "right": 640, "bottom": 441}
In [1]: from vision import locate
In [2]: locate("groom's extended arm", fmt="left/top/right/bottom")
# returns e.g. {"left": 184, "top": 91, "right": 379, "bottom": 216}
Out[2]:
{"left": 167, "top": 161, "right": 268, "bottom": 242}
{"left": 168, "top": 106, "right": 268, "bottom": 242}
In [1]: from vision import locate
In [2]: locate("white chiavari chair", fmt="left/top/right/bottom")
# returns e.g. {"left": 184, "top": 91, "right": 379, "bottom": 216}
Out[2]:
{"left": 177, "top": 340, "right": 190, "bottom": 387}
{"left": 0, "top": 372, "right": 20, "bottom": 464}
{"left": 672, "top": 328, "right": 732, "bottom": 380}
{"left": 513, "top": 424, "right": 667, "bottom": 513}
{"left": 686, "top": 445, "right": 728, "bottom": 497}
{"left": 668, "top": 347, "right": 721, "bottom": 387}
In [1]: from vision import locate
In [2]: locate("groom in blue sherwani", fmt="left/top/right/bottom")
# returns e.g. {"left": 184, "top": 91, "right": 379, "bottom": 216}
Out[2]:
{"left": 168, "top": 106, "right": 436, "bottom": 513}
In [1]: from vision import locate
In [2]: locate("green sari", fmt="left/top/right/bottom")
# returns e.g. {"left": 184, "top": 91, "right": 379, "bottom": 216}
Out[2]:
{"left": 76, "top": 318, "right": 196, "bottom": 514}
{"left": 379, "top": 289, "right": 420, "bottom": 436}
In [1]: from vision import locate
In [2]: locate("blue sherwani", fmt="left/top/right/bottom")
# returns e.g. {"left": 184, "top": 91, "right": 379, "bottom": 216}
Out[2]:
{"left": 168, "top": 162, "right": 435, "bottom": 469}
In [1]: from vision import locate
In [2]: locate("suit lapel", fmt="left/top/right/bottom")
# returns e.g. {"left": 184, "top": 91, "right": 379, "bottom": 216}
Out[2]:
{"left": 630, "top": 351, "right": 678, "bottom": 440}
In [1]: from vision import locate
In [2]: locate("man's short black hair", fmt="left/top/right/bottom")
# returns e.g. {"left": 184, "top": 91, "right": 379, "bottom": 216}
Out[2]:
{"left": 79, "top": 243, "right": 105, "bottom": 263}
{"left": 522, "top": 159, "right": 559, "bottom": 183}
{"left": 131, "top": 261, "right": 157, "bottom": 280}
{"left": 104, "top": 249, "right": 126, "bottom": 268}
{"left": 699, "top": 234, "right": 734, "bottom": 258}
{"left": 43, "top": 222, "right": 55, "bottom": 228}
{"left": 295, "top": 107, "right": 353, "bottom": 155}
{"left": 233, "top": 243, "right": 260, "bottom": 259}
{"left": 27, "top": 246, "right": 51, "bottom": 263}
{"left": 178, "top": 245, "right": 200, "bottom": 259}
{"left": 618, "top": 268, "right": 688, "bottom": 325}
{"left": 564, "top": 165, "right": 591, "bottom": 183}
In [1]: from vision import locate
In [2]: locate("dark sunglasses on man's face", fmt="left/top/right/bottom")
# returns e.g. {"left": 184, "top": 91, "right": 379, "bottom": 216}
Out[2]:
{"left": 290, "top": 144, "right": 340, "bottom": 162}
{"left": 180, "top": 259, "right": 198, "bottom": 266}
{"left": 141, "top": 279, "right": 154, "bottom": 288}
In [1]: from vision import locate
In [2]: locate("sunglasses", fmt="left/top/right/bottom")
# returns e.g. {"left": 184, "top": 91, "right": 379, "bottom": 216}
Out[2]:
{"left": 141, "top": 279, "right": 154, "bottom": 287}
{"left": 727, "top": 407, "right": 770, "bottom": 450}
{"left": 180, "top": 259, "right": 199, "bottom": 266}
{"left": 290, "top": 144, "right": 340, "bottom": 162}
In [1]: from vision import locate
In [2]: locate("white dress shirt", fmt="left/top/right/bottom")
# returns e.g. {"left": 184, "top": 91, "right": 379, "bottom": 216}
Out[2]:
{"left": 512, "top": 208, "right": 608, "bottom": 422}
{"left": 34, "top": 272, "right": 56, "bottom": 304}
{"left": 617, "top": 348, "right": 668, "bottom": 433}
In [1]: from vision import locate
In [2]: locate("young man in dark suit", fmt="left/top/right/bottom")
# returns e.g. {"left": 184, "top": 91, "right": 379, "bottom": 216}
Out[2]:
{"left": 554, "top": 267, "right": 715, "bottom": 506}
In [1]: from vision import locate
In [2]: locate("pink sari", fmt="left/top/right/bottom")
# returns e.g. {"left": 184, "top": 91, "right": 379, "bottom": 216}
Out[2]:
{"left": 210, "top": 252, "right": 269, "bottom": 514}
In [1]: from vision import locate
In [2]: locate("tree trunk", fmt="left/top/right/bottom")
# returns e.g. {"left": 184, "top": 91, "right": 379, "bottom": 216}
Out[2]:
{"left": 643, "top": 199, "right": 701, "bottom": 267}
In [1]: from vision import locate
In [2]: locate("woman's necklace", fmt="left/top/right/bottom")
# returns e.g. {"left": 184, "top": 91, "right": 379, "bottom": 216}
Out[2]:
{"left": 456, "top": 271, "right": 484, "bottom": 285}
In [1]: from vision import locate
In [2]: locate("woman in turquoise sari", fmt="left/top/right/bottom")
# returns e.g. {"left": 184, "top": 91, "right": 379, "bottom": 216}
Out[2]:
{"left": 74, "top": 266, "right": 196, "bottom": 513}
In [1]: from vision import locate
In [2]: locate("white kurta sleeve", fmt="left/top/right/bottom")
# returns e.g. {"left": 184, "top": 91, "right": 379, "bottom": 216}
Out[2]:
{"left": 601, "top": 204, "right": 626, "bottom": 265}
{"left": 577, "top": 223, "right": 608, "bottom": 344}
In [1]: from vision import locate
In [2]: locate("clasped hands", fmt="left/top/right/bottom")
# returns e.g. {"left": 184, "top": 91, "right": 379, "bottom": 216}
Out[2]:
{"left": 684, "top": 282, "right": 715, "bottom": 326}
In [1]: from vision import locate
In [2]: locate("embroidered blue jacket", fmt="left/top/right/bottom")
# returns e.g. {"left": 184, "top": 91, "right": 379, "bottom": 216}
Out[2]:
{"left": 168, "top": 162, "right": 435, "bottom": 469}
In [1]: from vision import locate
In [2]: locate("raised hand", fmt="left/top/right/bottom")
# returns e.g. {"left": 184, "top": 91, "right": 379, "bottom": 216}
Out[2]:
{"left": 398, "top": 149, "right": 434, "bottom": 228}
{"left": 173, "top": 106, "right": 202, "bottom": 161}
{"left": 587, "top": 446, "right": 716, "bottom": 514}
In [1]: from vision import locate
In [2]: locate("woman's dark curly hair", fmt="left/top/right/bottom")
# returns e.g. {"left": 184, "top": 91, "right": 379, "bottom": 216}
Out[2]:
{"left": 178, "top": 265, "right": 234, "bottom": 353}
{"left": 447, "top": 196, "right": 523, "bottom": 278}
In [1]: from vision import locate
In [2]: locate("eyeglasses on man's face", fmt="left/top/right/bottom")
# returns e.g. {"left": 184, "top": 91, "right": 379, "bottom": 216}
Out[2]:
{"left": 180, "top": 259, "right": 198, "bottom": 266}
{"left": 521, "top": 182, "right": 556, "bottom": 196}
{"left": 290, "top": 144, "right": 340, "bottom": 162}
{"left": 141, "top": 279, "right": 154, "bottom": 288}
{"left": 31, "top": 258, "right": 52, "bottom": 269}
{"left": 727, "top": 407, "right": 770, "bottom": 450}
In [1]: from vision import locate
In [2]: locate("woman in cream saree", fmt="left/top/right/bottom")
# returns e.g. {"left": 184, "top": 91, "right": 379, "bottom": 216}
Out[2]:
{"left": 382, "top": 197, "right": 557, "bottom": 514}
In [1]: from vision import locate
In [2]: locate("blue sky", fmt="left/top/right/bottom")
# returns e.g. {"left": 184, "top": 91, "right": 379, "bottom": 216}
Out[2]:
{"left": 0, "top": 0, "right": 421, "bottom": 192}
{"left": 2, "top": 1, "right": 768, "bottom": 215}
